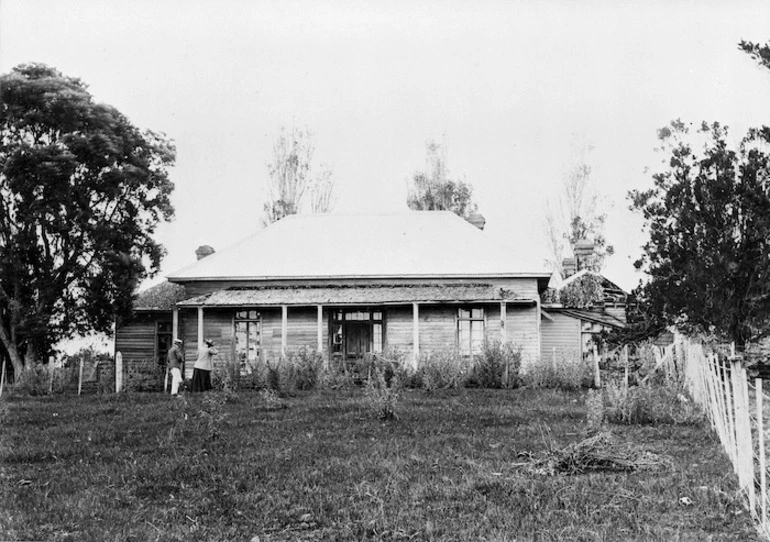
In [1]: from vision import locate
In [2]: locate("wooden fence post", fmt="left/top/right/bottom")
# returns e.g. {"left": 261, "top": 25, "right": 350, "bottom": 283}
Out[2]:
{"left": 757, "top": 377, "right": 767, "bottom": 530}
{"left": 738, "top": 363, "right": 757, "bottom": 518}
{"left": 77, "top": 355, "right": 84, "bottom": 396}
{"left": 0, "top": 357, "right": 6, "bottom": 398}
{"left": 723, "top": 358, "right": 737, "bottom": 464}
{"left": 115, "top": 352, "right": 123, "bottom": 393}
{"left": 592, "top": 344, "right": 601, "bottom": 388}
{"left": 623, "top": 344, "right": 629, "bottom": 389}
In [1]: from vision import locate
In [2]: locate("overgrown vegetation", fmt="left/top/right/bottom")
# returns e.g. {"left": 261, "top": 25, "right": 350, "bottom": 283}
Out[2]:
{"left": 523, "top": 348, "right": 593, "bottom": 390}
{"left": 0, "top": 388, "right": 756, "bottom": 541}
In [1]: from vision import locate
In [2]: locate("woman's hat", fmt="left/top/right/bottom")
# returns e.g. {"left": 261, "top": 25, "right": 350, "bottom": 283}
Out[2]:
{"left": 205, "top": 339, "right": 215, "bottom": 347}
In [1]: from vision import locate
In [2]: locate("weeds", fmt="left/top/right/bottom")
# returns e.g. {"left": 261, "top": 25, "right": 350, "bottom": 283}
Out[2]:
{"left": 468, "top": 339, "right": 521, "bottom": 389}
{"left": 364, "top": 366, "right": 401, "bottom": 420}
{"left": 603, "top": 380, "right": 702, "bottom": 425}
{"left": 523, "top": 349, "right": 593, "bottom": 390}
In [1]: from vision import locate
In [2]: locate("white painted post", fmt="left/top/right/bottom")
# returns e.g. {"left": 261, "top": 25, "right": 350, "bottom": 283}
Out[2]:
{"left": 172, "top": 308, "right": 179, "bottom": 342}
{"left": 281, "top": 305, "right": 288, "bottom": 357}
{"left": 724, "top": 358, "right": 737, "bottom": 464}
{"left": 592, "top": 344, "right": 601, "bottom": 388}
{"left": 317, "top": 305, "right": 324, "bottom": 352}
{"left": 0, "top": 357, "right": 6, "bottom": 398}
{"left": 412, "top": 303, "right": 419, "bottom": 370}
{"left": 756, "top": 377, "right": 767, "bottom": 529}
{"left": 500, "top": 302, "right": 507, "bottom": 342}
{"left": 115, "top": 351, "right": 123, "bottom": 393}
{"left": 77, "top": 355, "right": 84, "bottom": 396}
{"left": 164, "top": 367, "right": 169, "bottom": 393}
{"left": 739, "top": 364, "right": 757, "bottom": 518}
{"left": 197, "top": 307, "right": 204, "bottom": 348}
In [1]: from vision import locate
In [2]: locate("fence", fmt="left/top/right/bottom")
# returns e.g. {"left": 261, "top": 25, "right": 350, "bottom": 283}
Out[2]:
{"left": 668, "top": 337, "right": 770, "bottom": 539}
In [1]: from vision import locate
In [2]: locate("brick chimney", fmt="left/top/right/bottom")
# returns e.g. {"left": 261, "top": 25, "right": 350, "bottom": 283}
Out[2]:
{"left": 195, "top": 245, "right": 215, "bottom": 260}
{"left": 572, "top": 239, "right": 595, "bottom": 271}
{"left": 467, "top": 213, "right": 486, "bottom": 230}
{"left": 562, "top": 257, "right": 577, "bottom": 278}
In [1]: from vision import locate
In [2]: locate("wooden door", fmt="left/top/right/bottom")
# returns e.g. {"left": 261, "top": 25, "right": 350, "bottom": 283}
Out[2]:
{"left": 345, "top": 322, "right": 371, "bottom": 359}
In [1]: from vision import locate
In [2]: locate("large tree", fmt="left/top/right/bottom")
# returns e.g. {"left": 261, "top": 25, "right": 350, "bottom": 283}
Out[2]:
{"left": 0, "top": 64, "right": 176, "bottom": 373}
{"left": 630, "top": 120, "right": 770, "bottom": 347}
{"left": 544, "top": 142, "right": 613, "bottom": 277}
{"left": 407, "top": 140, "right": 477, "bottom": 218}
{"left": 262, "top": 126, "right": 335, "bottom": 225}
{"left": 739, "top": 39, "right": 770, "bottom": 71}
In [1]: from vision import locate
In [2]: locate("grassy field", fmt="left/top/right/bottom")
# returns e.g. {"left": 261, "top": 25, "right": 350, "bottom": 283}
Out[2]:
{"left": 0, "top": 387, "right": 760, "bottom": 542}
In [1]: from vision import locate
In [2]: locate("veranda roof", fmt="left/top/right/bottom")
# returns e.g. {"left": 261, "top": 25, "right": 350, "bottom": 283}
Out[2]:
{"left": 167, "top": 211, "right": 551, "bottom": 285}
{"left": 176, "top": 283, "right": 538, "bottom": 308}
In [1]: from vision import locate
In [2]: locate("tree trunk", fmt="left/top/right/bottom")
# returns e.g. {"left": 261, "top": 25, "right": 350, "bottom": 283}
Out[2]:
{"left": 0, "top": 321, "right": 25, "bottom": 376}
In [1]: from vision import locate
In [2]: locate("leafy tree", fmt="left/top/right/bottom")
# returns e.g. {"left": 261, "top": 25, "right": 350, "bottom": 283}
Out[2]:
{"left": 629, "top": 120, "right": 770, "bottom": 347}
{"left": 262, "top": 126, "right": 335, "bottom": 225}
{"left": 544, "top": 142, "right": 613, "bottom": 277}
{"left": 0, "top": 64, "right": 176, "bottom": 374}
{"left": 739, "top": 39, "right": 770, "bottom": 71}
{"left": 407, "top": 140, "right": 477, "bottom": 218}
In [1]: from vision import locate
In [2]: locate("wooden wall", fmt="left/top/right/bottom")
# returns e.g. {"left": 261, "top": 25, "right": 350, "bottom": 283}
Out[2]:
{"left": 115, "top": 313, "right": 166, "bottom": 364}
{"left": 171, "top": 301, "right": 542, "bottom": 369}
{"left": 540, "top": 312, "right": 581, "bottom": 364}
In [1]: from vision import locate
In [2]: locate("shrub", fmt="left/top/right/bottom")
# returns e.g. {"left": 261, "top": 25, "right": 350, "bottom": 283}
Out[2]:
{"left": 212, "top": 354, "right": 242, "bottom": 391}
{"left": 585, "top": 388, "right": 604, "bottom": 430}
{"left": 125, "top": 360, "right": 164, "bottom": 392}
{"left": 603, "top": 380, "right": 702, "bottom": 425}
{"left": 286, "top": 347, "right": 325, "bottom": 391}
{"left": 364, "top": 365, "right": 401, "bottom": 420}
{"left": 15, "top": 364, "right": 73, "bottom": 395}
{"left": 267, "top": 356, "right": 298, "bottom": 396}
{"left": 524, "top": 349, "right": 592, "bottom": 390}
{"left": 418, "top": 347, "right": 471, "bottom": 390}
{"left": 467, "top": 340, "right": 522, "bottom": 389}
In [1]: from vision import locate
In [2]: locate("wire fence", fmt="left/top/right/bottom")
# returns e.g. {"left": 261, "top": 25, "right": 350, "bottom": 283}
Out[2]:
{"left": 672, "top": 337, "right": 770, "bottom": 539}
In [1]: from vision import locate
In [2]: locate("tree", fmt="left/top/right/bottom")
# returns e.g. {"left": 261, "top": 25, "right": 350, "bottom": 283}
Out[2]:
{"left": 629, "top": 120, "right": 770, "bottom": 347}
{"left": 406, "top": 140, "right": 477, "bottom": 218}
{"left": 739, "top": 39, "right": 770, "bottom": 71}
{"left": 262, "top": 126, "right": 335, "bottom": 225}
{"left": 544, "top": 142, "right": 613, "bottom": 277}
{"left": 0, "top": 64, "right": 176, "bottom": 374}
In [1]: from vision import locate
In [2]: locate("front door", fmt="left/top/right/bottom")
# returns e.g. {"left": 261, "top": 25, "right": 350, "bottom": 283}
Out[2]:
{"left": 345, "top": 322, "right": 371, "bottom": 359}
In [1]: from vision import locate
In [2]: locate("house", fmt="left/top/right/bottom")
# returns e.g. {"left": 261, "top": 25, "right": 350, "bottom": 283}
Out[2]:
{"left": 540, "top": 261, "right": 629, "bottom": 361}
{"left": 115, "top": 211, "right": 551, "bottom": 377}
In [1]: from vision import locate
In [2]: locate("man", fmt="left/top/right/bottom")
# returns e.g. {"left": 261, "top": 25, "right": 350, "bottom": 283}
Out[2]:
{"left": 167, "top": 338, "right": 184, "bottom": 396}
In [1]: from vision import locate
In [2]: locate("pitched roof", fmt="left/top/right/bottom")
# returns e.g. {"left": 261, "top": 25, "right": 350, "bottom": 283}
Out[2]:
{"left": 177, "top": 283, "right": 538, "bottom": 307}
{"left": 167, "top": 211, "right": 551, "bottom": 283}
{"left": 558, "top": 270, "right": 627, "bottom": 295}
{"left": 133, "top": 281, "right": 186, "bottom": 311}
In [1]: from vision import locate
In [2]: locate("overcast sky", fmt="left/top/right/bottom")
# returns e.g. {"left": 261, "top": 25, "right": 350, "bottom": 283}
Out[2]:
{"left": 2, "top": 0, "right": 770, "bottom": 293}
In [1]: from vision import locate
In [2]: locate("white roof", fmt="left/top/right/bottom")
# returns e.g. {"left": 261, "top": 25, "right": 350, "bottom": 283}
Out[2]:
{"left": 167, "top": 211, "right": 550, "bottom": 281}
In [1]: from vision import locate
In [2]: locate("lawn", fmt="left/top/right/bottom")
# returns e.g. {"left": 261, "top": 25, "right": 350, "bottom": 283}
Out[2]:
{"left": 0, "top": 387, "right": 760, "bottom": 542}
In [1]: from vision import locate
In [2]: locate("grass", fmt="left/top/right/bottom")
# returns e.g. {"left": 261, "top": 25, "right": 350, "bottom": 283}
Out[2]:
{"left": 0, "top": 388, "right": 760, "bottom": 542}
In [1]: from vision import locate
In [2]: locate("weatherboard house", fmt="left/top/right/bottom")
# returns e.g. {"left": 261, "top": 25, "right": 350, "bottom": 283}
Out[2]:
{"left": 115, "top": 212, "right": 551, "bottom": 377}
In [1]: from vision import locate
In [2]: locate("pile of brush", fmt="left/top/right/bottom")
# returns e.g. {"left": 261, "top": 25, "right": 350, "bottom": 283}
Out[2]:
{"left": 527, "top": 432, "right": 672, "bottom": 476}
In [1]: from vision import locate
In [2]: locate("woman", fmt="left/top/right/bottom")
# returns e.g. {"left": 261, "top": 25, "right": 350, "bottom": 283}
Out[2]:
{"left": 191, "top": 339, "right": 218, "bottom": 392}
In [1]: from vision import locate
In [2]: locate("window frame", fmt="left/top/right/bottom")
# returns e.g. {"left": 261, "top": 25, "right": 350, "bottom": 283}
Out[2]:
{"left": 456, "top": 306, "right": 486, "bottom": 356}
{"left": 234, "top": 309, "right": 262, "bottom": 374}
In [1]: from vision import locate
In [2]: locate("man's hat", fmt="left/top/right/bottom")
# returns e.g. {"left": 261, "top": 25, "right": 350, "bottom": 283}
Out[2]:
{"left": 173, "top": 339, "right": 183, "bottom": 344}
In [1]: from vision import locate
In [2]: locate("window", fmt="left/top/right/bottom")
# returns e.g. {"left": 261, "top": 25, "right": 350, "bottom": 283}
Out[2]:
{"left": 235, "top": 310, "right": 261, "bottom": 374}
{"left": 330, "top": 309, "right": 385, "bottom": 358}
{"left": 156, "top": 321, "right": 173, "bottom": 365}
{"left": 457, "top": 308, "right": 485, "bottom": 356}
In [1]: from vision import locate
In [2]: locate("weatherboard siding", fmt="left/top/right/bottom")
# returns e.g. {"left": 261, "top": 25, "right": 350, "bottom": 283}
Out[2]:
{"left": 507, "top": 306, "right": 539, "bottom": 364}
{"left": 540, "top": 313, "right": 581, "bottom": 364}
{"left": 115, "top": 314, "right": 159, "bottom": 364}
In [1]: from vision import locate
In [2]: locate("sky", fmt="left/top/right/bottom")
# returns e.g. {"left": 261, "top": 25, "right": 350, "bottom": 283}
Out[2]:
{"left": 2, "top": 0, "right": 770, "bottom": 295}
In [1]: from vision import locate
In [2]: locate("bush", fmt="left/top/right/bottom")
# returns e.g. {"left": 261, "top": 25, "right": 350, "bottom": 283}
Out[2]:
{"left": 603, "top": 380, "right": 702, "bottom": 425}
{"left": 467, "top": 340, "right": 522, "bottom": 389}
{"left": 125, "top": 360, "right": 164, "bottom": 392}
{"left": 524, "top": 349, "right": 593, "bottom": 390}
{"left": 15, "top": 364, "right": 73, "bottom": 396}
{"left": 364, "top": 365, "right": 401, "bottom": 420}
{"left": 418, "top": 347, "right": 471, "bottom": 390}
{"left": 286, "top": 347, "right": 325, "bottom": 391}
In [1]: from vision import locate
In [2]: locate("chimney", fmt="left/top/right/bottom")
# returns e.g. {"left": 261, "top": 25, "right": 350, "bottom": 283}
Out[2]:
{"left": 195, "top": 245, "right": 215, "bottom": 260}
{"left": 467, "top": 213, "right": 486, "bottom": 230}
{"left": 572, "top": 239, "right": 596, "bottom": 270}
{"left": 562, "top": 257, "right": 577, "bottom": 278}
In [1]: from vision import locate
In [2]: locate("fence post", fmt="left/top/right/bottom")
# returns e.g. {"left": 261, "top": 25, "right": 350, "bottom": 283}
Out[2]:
{"left": 0, "top": 357, "right": 6, "bottom": 398}
{"left": 115, "top": 351, "right": 123, "bottom": 393}
{"left": 164, "top": 366, "right": 169, "bottom": 394}
{"left": 738, "top": 363, "right": 757, "bottom": 518}
{"left": 723, "top": 358, "right": 738, "bottom": 464}
{"left": 757, "top": 377, "right": 767, "bottom": 530}
{"left": 77, "top": 355, "right": 84, "bottom": 396}
{"left": 592, "top": 344, "right": 601, "bottom": 388}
